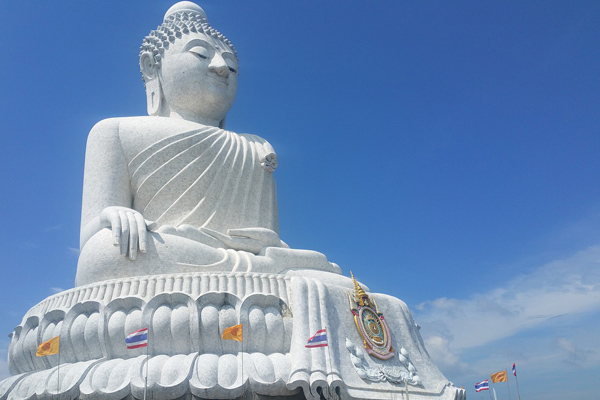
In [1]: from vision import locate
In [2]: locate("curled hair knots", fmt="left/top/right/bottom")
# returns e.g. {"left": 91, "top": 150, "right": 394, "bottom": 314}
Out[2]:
{"left": 140, "top": 10, "right": 238, "bottom": 84}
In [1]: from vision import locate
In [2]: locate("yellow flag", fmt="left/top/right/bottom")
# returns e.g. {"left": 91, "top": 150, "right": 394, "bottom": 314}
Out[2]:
{"left": 490, "top": 370, "right": 508, "bottom": 383}
{"left": 222, "top": 324, "right": 243, "bottom": 342}
{"left": 36, "top": 336, "right": 60, "bottom": 357}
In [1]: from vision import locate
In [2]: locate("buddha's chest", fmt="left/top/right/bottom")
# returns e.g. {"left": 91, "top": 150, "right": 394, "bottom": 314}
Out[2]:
{"left": 118, "top": 117, "right": 217, "bottom": 164}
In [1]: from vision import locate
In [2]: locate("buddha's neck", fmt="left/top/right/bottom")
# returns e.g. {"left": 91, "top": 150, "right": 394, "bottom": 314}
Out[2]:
{"left": 167, "top": 110, "right": 221, "bottom": 128}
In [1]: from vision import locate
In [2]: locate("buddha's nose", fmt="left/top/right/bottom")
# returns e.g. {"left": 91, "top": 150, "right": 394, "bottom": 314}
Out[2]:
{"left": 208, "top": 53, "right": 229, "bottom": 77}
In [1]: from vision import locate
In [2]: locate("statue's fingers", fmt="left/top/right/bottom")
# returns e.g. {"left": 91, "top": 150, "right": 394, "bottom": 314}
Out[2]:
{"left": 127, "top": 212, "right": 138, "bottom": 260}
{"left": 227, "top": 228, "right": 278, "bottom": 243}
{"left": 226, "top": 228, "right": 251, "bottom": 238}
{"left": 107, "top": 210, "right": 121, "bottom": 246}
{"left": 201, "top": 228, "right": 232, "bottom": 244}
{"left": 135, "top": 213, "right": 147, "bottom": 253}
{"left": 146, "top": 220, "right": 158, "bottom": 232}
{"left": 118, "top": 210, "right": 129, "bottom": 256}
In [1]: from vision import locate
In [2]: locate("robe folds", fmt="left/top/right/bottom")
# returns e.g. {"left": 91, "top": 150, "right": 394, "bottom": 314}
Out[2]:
{"left": 75, "top": 117, "right": 329, "bottom": 287}
{"left": 119, "top": 118, "right": 279, "bottom": 236}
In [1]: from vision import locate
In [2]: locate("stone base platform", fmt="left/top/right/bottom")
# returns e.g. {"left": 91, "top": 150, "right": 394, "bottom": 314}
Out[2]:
{"left": 1, "top": 271, "right": 465, "bottom": 400}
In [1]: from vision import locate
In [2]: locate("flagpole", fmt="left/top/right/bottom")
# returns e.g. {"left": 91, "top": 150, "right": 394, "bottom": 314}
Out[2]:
{"left": 144, "top": 339, "right": 149, "bottom": 400}
{"left": 241, "top": 334, "right": 244, "bottom": 395}
{"left": 514, "top": 372, "right": 521, "bottom": 400}
{"left": 324, "top": 326, "right": 334, "bottom": 399}
{"left": 57, "top": 350, "right": 60, "bottom": 400}
{"left": 505, "top": 370, "right": 513, "bottom": 400}
{"left": 488, "top": 386, "right": 493, "bottom": 400}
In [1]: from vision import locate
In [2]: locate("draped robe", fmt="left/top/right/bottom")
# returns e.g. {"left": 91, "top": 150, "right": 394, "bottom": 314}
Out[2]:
{"left": 77, "top": 117, "right": 339, "bottom": 287}
{"left": 119, "top": 117, "right": 279, "bottom": 236}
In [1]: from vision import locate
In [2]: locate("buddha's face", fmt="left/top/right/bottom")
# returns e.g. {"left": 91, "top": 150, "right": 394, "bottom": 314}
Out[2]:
{"left": 159, "top": 31, "right": 239, "bottom": 125}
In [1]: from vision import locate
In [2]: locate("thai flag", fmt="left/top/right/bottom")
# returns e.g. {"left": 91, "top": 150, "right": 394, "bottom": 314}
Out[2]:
{"left": 512, "top": 363, "right": 517, "bottom": 377}
{"left": 126, "top": 328, "right": 148, "bottom": 349}
{"left": 305, "top": 329, "right": 328, "bottom": 348}
{"left": 475, "top": 379, "right": 489, "bottom": 392}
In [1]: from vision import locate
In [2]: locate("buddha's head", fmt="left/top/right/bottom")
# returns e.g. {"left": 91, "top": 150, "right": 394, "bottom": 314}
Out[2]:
{"left": 140, "top": 2, "right": 239, "bottom": 127}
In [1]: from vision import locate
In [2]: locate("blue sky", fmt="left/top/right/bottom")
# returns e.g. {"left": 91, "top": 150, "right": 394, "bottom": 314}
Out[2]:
{"left": 1, "top": 1, "right": 599, "bottom": 399}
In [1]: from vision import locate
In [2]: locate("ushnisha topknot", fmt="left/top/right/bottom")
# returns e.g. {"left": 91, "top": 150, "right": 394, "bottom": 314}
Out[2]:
{"left": 163, "top": 1, "right": 206, "bottom": 19}
{"left": 140, "top": 1, "right": 238, "bottom": 83}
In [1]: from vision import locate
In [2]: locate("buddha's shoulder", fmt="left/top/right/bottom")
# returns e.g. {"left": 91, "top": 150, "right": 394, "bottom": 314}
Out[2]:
{"left": 88, "top": 116, "right": 272, "bottom": 149}
{"left": 90, "top": 116, "right": 201, "bottom": 135}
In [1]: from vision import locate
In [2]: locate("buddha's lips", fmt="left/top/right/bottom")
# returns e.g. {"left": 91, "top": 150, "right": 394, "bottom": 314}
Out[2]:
{"left": 208, "top": 74, "right": 229, "bottom": 86}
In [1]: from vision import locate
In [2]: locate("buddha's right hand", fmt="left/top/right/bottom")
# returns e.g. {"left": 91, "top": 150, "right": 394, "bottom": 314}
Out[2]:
{"left": 99, "top": 207, "right": 157, "bottom": 261}
{"left": 200, "top": 227, "right": 284, "bottom": 254}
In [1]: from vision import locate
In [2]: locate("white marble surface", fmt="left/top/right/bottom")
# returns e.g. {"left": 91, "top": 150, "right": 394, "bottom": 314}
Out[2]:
{"left": 75, "top": 2, "right": 339, "bottom": 287}
{"left": 1, "top": 2, "right": 465, "bottom": 399}
{"left": 3, "top": 272, "right": 463, "bottom": 400}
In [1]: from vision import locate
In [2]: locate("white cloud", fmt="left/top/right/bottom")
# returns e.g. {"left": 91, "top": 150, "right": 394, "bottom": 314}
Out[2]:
{"left": 423, "top": 335, "right": 469, "bottom": 373}
{"left": 410, "top": 244, "right": 600, "bottom": 400}
{"left": 415, "top": 245, "right": 600, "bottom": 353}
{"left": 44, "top": 224, "right": 62, "bottom": 232}
{"left": 50, "top": 287, "right": 65, "bottom": 294}
{"left": 554, "top": 337, "right": 588, "bottom": 367}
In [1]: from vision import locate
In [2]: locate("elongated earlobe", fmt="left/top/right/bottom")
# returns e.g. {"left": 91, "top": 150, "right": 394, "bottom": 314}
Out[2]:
{"left": 145, "top": 79, "right": 162, "bottom": 116}
{"left": 140, "top": 52, "right": 162, "bottom": 116}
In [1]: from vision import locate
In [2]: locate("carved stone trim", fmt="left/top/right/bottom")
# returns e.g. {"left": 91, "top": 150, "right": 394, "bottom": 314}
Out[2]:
{"left": 345, "top": 338, "right": 422, "bottom": 386}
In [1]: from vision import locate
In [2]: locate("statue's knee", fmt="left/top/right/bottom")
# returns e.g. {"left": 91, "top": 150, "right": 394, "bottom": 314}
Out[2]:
{"left": 75, "top": 229, "right": 231, "bottom": 287}
{"left": 76, "top": 229, "right": 160, "bottom": 286}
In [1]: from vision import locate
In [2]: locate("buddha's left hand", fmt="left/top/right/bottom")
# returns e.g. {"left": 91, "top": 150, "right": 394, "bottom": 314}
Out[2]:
{"left": 99, "top": 206, "right": 157, "bottom": 261}
{"left": 200, "top": 227, "right": 284, "bottom": 254}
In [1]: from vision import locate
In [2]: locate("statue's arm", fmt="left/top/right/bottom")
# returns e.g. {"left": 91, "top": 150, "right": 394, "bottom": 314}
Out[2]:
{"left": 201, "top": 227, "right": 287, "bottom": 254}
{"left": 79, "top": 118, "right": 152, "bottom": 260}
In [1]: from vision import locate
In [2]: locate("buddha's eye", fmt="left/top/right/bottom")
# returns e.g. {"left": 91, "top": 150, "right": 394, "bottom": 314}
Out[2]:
{"left": 224, "top": 58, "right": 238, "bottom": 74}
{"left": 189, "top": 46, "right": 209, "bottom": 59}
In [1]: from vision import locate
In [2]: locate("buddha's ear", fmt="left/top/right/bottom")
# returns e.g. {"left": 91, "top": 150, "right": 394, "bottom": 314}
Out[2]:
{"left": 140, "top": 52, "right": 162, "bottom": 116}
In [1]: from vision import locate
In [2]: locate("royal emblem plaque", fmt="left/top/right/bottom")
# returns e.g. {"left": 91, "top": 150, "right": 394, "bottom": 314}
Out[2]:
{"left": 348, "top": 273, "right": 395, "bottom": 360}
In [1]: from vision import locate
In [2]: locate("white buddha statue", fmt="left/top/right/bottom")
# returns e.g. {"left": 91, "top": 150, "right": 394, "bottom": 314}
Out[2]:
{"left": 1, "top": 4, "right": 464, "bottom": 400}
{"left": 76, "top": 1, "right": 337, "bottom": 286}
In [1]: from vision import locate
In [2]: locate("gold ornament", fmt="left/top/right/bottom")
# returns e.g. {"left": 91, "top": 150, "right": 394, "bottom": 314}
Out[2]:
{"left": 348, "top": 272, "right": 395, "bottom": 360}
